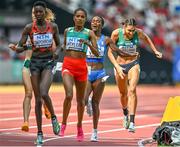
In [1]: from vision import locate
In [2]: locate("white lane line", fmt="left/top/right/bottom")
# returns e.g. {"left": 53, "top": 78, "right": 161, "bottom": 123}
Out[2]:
{"left": 43, "top": 123, "right": 160, "bottom": 143}
{"left": 0, "top": 113, "right": 162, "bottom": 131}
{"left": 4, "top": 140, "right": 33, "bottom": 143}
{"left": 0, "top": 104, "right": 63, "bottom": 110}
{"left": 0, "top": 109, "right": 120, "bottom": 121}
{"left": 0, "top": 123, "right": 160, "bottom": 145}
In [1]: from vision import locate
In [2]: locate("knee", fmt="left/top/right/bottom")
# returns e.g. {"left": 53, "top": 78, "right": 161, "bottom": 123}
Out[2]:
{"left": 25, "top": 91, "right": 32, "bottom": 99}
{"left": 35, "top": 98, "right": 42, "bottom": 107}
{"left": 92, "top": 99, "right": 99, "bottom": 107}
{"left": 41, "top": 93, "right": 49, "bottom": 99}
{"left": 77, "top": 98, "right": 85, "bottom": 107}
{"left": 41, "top": 91, "right": 49, "bottom": 99}
{"left": 128, "top": 88, "right": 136, "bottom": 97}
{"left": 120, "top": 91, "right": 128, "bottom": 98}
{"left": 65, "top": 92, "right": 73, "bottom": 102}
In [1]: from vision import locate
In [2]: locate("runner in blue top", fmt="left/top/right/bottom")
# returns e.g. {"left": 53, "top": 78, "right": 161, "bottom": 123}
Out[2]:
{"left": 85, "top": 16, "right": 135, "bottom": 141}
{"left": 108, "top": 18, "right": 162, "bottom": 133}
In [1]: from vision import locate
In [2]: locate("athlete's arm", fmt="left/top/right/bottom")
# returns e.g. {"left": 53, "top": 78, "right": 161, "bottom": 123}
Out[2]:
{"left": 80, "top": 30, "right": 99, "bottom": 57}
{"left": 52, "top": 23, "right": 61, "bottom": 59}
{"left": 9, "top": 24, "right": 32, "bottom": 53}
{"left": 88, "top": 30, "right": 99, "bottom": 56}
{"left": 63, "top": 28, "right": 68, "bottom": 50}
{"left": 108, "top": 30, "right": 119, "bottom": 68}
{"left": 108, "top": 30, "right": 125, "bottom": 79}
{"left": 18, "top": 24, "right": 32, "bottom": 52}
{"left": 137, "top": 29, "right": 162, "bottom": 59}
{"left": 8, "top": 43, "right": 24, "bottom": 52}
{"left": 106, "top": 37, "right": 138, "bottom": 56}
{"left": 111, "top": 29, "right": 119, "bottom": 43}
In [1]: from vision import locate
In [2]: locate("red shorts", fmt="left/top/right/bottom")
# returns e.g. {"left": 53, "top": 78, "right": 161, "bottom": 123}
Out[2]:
{"left": 62, "top": 56, "right": 88, "bottom": 81}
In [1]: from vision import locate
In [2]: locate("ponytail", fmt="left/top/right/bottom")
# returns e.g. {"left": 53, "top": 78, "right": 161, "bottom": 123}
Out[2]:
{"left": 32, "top": 8, "right": 35, "bottom": 22}
{"left": 45, "top": 8, "right": 55, "bottom": 22}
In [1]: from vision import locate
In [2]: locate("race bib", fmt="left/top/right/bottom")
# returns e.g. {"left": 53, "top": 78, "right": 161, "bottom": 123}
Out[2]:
{"left": 66, "top": 37, "right": 83, "bottom": 51}
{"left": 33, "top": 33, "right": 53, "bottom": 48}
{"left": 119, "top": 42, "right": 137, "bottom": 54}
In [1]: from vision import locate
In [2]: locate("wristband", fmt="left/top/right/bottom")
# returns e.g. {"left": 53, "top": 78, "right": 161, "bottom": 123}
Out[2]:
{"left": 23, "top": 59, "right": 31, "bottom": 68}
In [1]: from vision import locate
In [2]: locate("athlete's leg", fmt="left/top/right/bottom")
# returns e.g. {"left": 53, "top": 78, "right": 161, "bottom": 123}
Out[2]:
{"left": 40, "top": 69, "right": 60, "bottom": 135}
{"left": 128, "top": 64, "right": 140, "bottom": 121}
{"left": 91, "top": 79, "right": 105, "bottom": 130}
{"left": 115, "top": 71, "right": 128, "bottom": 109}
{"left": 90, "top": 79, "right": 105, "bottom": 142}
{"left": 62, "top": 73, "right": 74, "bottom": 125}
{"left": 30, "top": 71, "right": 42, "bottom": 133}
{"left": 59, "top": 73, "right": 74, "bottom": 136}
{"left": 115, "top": 70, "right": 129, "bottom": 128}
{"left": 22, "top": 67, "right": 32, "bottom": 131}
{"left": 43, "top": 102, "right": 51, "bottom": 119}
{"left": 40, "top": 69, "right": 54, "bottom": 116}
{"left": 22, "top": 67, "right": 32, "bottom": 122}
{"left": 84, "top": 81, "right": 92, "bottom": 106}
{"left": 75, "top": 80, "right": 87, "bottom": 127}
{"left": 127, "top": 64, "right": 140, "bottom": 132}
{"left": 84, "top": 81, "right": 93, "bottom": 116}
{"left": 75, "top": 80, "right": 87, "bottom": 141}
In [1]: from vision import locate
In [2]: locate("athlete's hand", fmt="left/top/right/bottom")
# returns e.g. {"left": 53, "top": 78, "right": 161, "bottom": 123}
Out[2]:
{"left": 155, "top": 51, "right": 162, "bottom": 59}
{"left": 8, "top": 43, "right": 17, "bottom": 51}
{"left": 61, "top": 44, "right": 65, "bottom": 51}
{"left": 79, "top": 39, "right": 89, "bottom": 46}
{"left": 115, "top": 66, "right": 125, "bottom": 79}
{"left": 53, "top": 52, "right": 59, "bottom": 60}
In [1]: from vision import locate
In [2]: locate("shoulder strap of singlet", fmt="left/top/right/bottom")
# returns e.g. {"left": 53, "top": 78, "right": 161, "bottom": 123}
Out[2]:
{"left": 67, "top": 27, "right": 74, "bottom": 32}
{"left": 31, "top": 21, "right": 51, "bottom": 33}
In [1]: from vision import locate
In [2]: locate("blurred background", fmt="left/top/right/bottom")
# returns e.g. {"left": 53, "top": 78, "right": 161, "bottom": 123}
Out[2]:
{"left": 0, "top": 0, "right": 179, "bottom": 85}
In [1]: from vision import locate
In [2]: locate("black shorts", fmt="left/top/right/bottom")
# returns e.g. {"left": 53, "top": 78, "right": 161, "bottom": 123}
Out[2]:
{"left": 120, "top": 59, "right": 139, "bottom": 74}
{"left": 30, "top": 57, "right": 55, "bottom": 74}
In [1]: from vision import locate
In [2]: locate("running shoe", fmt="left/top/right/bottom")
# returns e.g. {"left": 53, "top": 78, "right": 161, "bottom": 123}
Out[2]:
{"left": 128, "top": 122, "right": 135, "bottom": 133}
{"left": 123, "top": 115, "right": 129, "bottom": 129}
{"left": 77, "top": 127, "right": 84, "bottom": 142}
{"left": 59, "top": 124, "right": 66, "bottom": 137}
{"left": 91, "top": 129, "right": 98, "bottom": 142}
{"left": 52, "top": 116, "right": 60, "bottom": 135}
{"left": 86, "top": 97, "right": 93, "bottom": 117}
{"left": 21, "top": 121, "right": 29, "bottom": 132}
{"left": 35, "top": 132, "right": 43, "bottom": 145}
{"left": 43, "top": 103, "right": 51, "bottom": 119}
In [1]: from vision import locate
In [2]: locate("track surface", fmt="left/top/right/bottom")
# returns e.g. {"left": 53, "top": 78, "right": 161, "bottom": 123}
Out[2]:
{"left": 0, "top": 84, "right": 179, "bottom": 146}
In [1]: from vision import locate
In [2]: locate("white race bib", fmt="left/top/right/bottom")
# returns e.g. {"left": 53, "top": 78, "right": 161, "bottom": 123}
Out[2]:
{"left": 66, "top": 37, "right": 83, "bottom": 51}
{"left": 33, "top": 33, "right": 53, "bottom": 48}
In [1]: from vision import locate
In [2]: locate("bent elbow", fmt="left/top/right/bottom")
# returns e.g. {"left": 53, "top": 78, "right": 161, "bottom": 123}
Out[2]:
{"left": 96, "top": 51, "right": 100, "bottom": 57}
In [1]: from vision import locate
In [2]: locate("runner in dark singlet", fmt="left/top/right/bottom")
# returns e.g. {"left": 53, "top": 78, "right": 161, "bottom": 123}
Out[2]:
{"left": 9, "top": 1, "right": 61, "bottom": 145}
{"left": 8, "top": 6, "right": 56, "bottom": 133}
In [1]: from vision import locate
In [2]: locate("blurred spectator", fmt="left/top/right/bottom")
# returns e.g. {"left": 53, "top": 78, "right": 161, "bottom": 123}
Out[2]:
{"left": 92, "top": 0, "right": 180, "bottom": 61}
{"left": 0, "top": 37, "right": 11, "bottom": 60}
{"left": 0, "top": 0, "right": 179, "bottom": 62}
